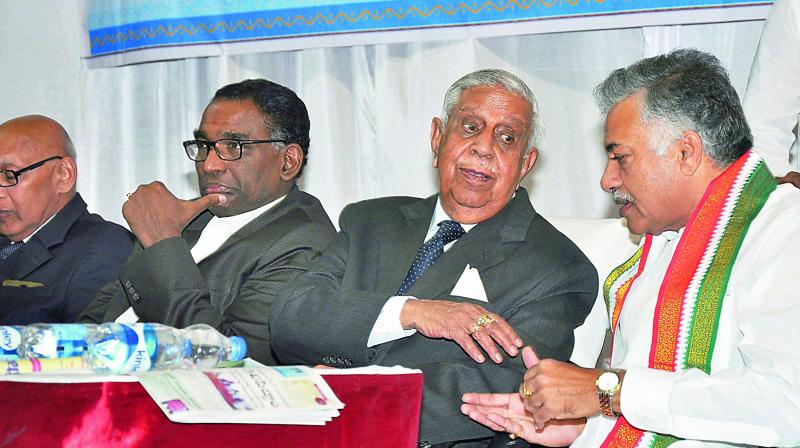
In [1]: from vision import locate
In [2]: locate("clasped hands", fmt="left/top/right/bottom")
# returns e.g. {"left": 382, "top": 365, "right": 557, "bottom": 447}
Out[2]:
{"left": 460, "top": 347, "right": 603, "bottom": 446}
{"left": 123, "top": 181, "right": 226, "bottom": 248}
{"left": 399, "top": 299, "right": 523, "bottom": 364}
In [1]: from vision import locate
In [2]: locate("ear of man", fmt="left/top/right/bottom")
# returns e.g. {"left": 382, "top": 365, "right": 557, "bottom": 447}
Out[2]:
{"left": 55, "top": 157, "right": 77, "bottom": 194}
{"left": 279, "top": 143, "right": 304, "bottom": 182}
{"left": 430, "top": 117, "right": 444, "bottom": 168}
{"left": 676, "top": 130, "right": 704, "bottom": 177}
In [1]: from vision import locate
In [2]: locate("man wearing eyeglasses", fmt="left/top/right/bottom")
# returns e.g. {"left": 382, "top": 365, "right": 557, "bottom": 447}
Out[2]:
{"left": 0, "top": 115, "right": 134, "bottom": 324}
{"left": 80, "top": 79, "right": 336, "bottom": 363}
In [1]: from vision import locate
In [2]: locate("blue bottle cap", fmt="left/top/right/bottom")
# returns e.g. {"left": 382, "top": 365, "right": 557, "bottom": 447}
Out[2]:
{"left": 229, "top": 336, "right": 247, "bottom": 362}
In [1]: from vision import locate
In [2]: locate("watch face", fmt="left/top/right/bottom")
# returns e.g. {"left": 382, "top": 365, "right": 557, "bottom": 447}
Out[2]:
{"left": 597, "top": 371, "right": 620, "bottom": 391}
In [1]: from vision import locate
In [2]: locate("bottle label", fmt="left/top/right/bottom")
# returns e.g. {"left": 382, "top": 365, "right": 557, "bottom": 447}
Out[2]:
{"left": 127, "top": 324, "right": 157, "bottom": 372}
{"left": 0, "top": 326, "right": 22, "bottom": 360}
{"left": 91, "top": 324, "right": 157, "bottom": 373}
{"left": 30, "top": 324, "right": 90, "bottom": 358}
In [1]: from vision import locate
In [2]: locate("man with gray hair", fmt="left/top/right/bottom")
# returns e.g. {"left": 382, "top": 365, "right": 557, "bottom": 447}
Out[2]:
{"left": 462, "top": 49, "right": 800, "bottom": 447}
{"left": 271, "top": 69, "right": 597, "bottom": 447}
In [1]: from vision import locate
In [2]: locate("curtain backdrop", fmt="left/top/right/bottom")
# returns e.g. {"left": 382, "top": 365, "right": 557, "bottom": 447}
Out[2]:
{"left": 1, "top": 1, "right": 765, "bottom": 227}
{"left": 84, "top": 0, "right": 769, "bottom": 67}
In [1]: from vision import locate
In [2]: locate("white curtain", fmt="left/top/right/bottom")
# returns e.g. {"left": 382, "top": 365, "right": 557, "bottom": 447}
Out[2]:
{"left": 0, "top": 1, "right": 764, "bottom": 226}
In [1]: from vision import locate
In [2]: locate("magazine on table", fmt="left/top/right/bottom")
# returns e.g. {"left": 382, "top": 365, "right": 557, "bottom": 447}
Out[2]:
{"left": 137, "top": 365, "right": 344, "bottom": 425}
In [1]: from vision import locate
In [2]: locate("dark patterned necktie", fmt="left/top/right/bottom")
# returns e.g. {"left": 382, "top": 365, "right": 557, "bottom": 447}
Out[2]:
{"left": 397, "top": 220, "right": 465, "bottom": 295}
{"left": 0, "top": 240, "right": 24, "bottom": 261}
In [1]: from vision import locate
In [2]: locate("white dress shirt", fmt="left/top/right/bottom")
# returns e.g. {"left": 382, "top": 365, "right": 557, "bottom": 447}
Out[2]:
{"left": 190, "top": 194, "right": 285, "bottom": 263}
{"left": 367, "top": 198, "right": 475, "bottom": 347}
{"left": 572, "top": 184, "right": 800, "bottom": 447}
{"left": 743, "top": 0, "right": 800, "bottom": 177}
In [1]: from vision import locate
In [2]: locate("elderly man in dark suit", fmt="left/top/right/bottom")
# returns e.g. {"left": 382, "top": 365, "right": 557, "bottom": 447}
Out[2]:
{"left": 270, "top": 69, "right": 597, "bottom": 447}
{"left": 80, "top": 79, "right": 336, "bottom": 364}
{"left": 0, "top": 115, "right": 134, "bottom": 324}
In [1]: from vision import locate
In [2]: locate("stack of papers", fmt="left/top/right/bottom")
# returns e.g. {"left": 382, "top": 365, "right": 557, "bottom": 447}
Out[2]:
{"left": 138, "top": 365, "right": 344, "bottom": 425}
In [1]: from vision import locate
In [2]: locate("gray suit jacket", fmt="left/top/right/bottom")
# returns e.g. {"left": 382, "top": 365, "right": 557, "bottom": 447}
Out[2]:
{"left": 270, "top": 188, "right": 597, "bottom": 446}
{"left": 79, "top": 187, "right": 335, "bottom": 364}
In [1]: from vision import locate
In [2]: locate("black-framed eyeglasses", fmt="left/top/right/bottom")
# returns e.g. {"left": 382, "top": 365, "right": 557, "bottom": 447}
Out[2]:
{"left": 183, "top": 139, "right": 288, "bottom": 162}
{"left": 0, "top": 156, "right": 63, "bottom": 187}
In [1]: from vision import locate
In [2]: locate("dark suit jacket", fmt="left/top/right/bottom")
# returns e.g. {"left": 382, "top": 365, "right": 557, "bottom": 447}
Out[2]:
{"left": 79, "top": 187, "right": 335, "bottom": 364}
{"left": 270, "top": 188, "right": 598, "bottom": 446}
{"left": 0, "top": 193, "right": 134, "bottom": 324}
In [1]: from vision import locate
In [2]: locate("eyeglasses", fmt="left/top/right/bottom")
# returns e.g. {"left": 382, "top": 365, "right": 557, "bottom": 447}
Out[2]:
{"left": 183, "top": 139, "right": 288, "bottom": 162}
{"left": 0, "top": 156, "right": 63, "bottom": 187}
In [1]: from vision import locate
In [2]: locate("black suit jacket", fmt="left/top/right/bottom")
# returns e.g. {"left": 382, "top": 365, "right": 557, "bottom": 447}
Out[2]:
{"left": 79, "top": 187, "right": 336, "bottom": 364}
{"left": 0, "top": 193, "right": 134, "bottom": 324}
{"left": 270, "top": 188, "right": 598, "bottom": 446}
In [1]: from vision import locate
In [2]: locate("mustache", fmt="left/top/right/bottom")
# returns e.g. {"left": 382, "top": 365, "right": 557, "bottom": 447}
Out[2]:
{"left": 611, "top": 188, "right": 634, "bottom": 206}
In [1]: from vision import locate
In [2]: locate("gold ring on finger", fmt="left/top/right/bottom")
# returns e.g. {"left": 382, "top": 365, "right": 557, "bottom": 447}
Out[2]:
{"left": 473, "top": 313, "right": 495, "bottom": 331}
{"left": 520, "top": 384, "right": 533, "bottom": 398}
{"left": 508, "top": 423, "right": 525, "bottom": 440}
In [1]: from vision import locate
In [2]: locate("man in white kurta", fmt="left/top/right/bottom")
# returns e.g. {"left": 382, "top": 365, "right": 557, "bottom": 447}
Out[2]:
{"left": 571, "top": 182, "right": 800, "bottom": 447}
{"left": 461, "top": 48, "right": 800, "bottom": 447}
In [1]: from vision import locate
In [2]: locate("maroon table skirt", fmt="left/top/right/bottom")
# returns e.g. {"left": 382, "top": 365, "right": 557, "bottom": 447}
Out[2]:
{"left": 0, "top": 372, "right": 423, "bottom": 447}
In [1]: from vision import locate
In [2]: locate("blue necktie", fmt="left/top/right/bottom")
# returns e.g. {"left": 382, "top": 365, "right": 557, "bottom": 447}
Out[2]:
{"left": 0, "top": 240, "right": 24, "bottom": 261}
{"left": 397, "top": 220, "right": 465, "bottom": 295}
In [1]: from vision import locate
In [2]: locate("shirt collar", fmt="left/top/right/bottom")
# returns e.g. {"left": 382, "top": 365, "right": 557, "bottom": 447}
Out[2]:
{"left": 206, "top": 193, "right": 287, "bottom": 230}
{"left": 427, "top": 198, "right": 476, "bottom": 238}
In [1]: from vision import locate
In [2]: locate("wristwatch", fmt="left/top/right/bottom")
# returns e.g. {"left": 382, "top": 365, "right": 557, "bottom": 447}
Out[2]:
{"left": 595, "top": 369, "right": 622, "bottom": 417}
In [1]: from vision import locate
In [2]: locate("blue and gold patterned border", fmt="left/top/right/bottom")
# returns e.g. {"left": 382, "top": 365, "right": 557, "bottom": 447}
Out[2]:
{"left": 87, "top": 0, "right": 772, "bottom": 57}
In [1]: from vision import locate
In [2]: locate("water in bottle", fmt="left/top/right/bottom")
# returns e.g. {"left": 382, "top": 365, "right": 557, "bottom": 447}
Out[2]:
{"left": 85, "top": 323, "right": 246, "bottom": 373}
{"left": 18, "top": 324, "right": 96, "bottom": 359}
{"left": 86, "top": 322, "right": 187, "bottom": 373}
{"left": 183, "top": 323, "right": 247, "bottom": 369}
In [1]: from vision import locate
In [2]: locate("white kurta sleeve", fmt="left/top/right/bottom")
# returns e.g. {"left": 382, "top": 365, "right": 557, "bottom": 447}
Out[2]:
{"left": 619, "top": 204, "right": 800, "bottom": 447}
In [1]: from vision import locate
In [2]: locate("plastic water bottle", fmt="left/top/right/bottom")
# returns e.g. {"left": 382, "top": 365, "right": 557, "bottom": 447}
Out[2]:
{"left": 85, "top": 322, "right": 246, "bottom": 374}
{"left": 86, "top": 322, "right": 186, "bottom": 373}
{"left": 0, "top": 326, "right": 24, "bottom": 360}
{"left": 183, "top": 323, "right": 247, "bottom": 369}
{"left": 18, "top": 324, "right": 97, "bottom": 359}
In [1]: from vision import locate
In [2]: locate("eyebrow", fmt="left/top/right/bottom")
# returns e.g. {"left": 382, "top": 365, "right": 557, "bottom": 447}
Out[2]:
{"left": 221, "top": 131, "right": 249, "bottom": 140}
{"left": 192, "top": 130, "right": 250, "bottom": 140}
{"left": 456, "top": 107, "right": 528, "bottom": 129}
{"left": 605, "top": 143, "right": 619, "bottom": 153}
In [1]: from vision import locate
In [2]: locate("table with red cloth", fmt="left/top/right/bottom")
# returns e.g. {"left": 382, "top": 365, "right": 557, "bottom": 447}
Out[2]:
{"left": 0, "top": 370, "right": 423, "bottom": 447}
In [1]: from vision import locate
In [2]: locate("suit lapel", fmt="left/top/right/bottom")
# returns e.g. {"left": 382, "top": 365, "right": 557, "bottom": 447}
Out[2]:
{"left": 190, "top": 188, "right": 302, "bottom": 262}
{"left": 405, "top": 191, "right": 534, "bottom": 301}
{"left": 183, "top": 212, "right": 213, "bottom": 250}
{"left": 1, "top": 239, "right": 51, "bottom": 279}
{"left": 1, "top": 194, "right": 86, "bottom": 279}
{"left": 378, "top": 197, "right": 436, "bottom": 293}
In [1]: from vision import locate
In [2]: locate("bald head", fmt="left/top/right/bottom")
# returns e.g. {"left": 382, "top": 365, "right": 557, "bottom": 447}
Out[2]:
{"left": 0, "top": 115, "right": 78, "bottom": 241}
{"left": 0, "top": 115, "right": 76, "bottom": 159}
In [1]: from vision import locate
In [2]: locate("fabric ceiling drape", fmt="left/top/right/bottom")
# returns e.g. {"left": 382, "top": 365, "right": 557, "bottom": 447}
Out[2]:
{"left": 0, "top": 2, "right": 765, "bottom": 226}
